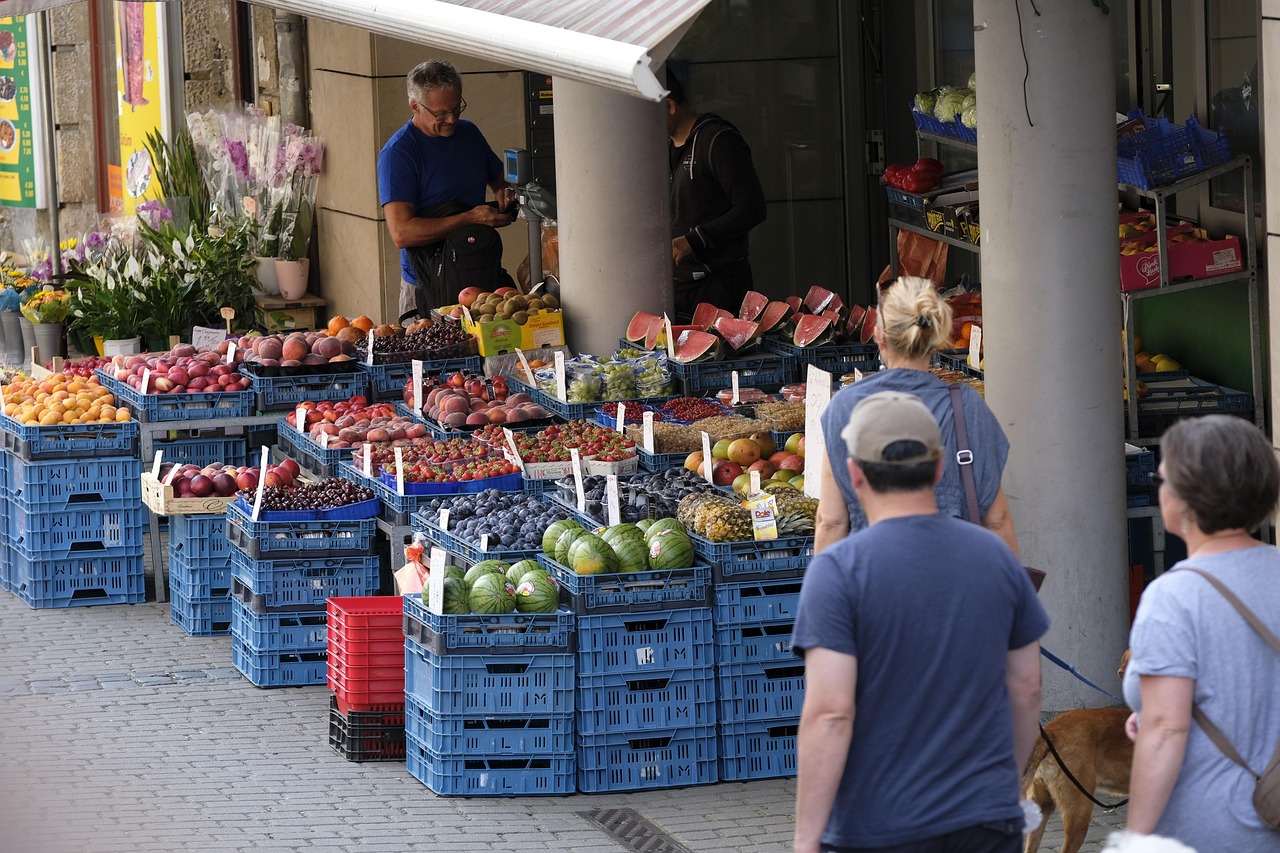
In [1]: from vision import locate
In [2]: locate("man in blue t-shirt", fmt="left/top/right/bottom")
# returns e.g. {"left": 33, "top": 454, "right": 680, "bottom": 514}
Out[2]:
{"left": 377, "top": 59, "right": 514, "bottom": 319}
{"left": 793, "top": 391, "right": 1048, "bottom": 853}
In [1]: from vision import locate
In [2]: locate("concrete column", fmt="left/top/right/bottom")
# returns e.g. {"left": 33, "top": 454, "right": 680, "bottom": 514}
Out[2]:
{"left": 552, "top": 78, "right": 672, "bottom": 354}
{"left": 973, "top": 2, "right": 1129, "bottom": 710}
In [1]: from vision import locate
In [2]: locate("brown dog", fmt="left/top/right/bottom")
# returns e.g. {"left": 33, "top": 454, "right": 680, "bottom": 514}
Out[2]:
{"left": 1021, "top": 653, "right": 1133, "bottom": 853}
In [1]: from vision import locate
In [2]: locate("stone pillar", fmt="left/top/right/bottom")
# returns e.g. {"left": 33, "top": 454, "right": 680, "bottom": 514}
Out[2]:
{"left": 552, "top": 78, "right": 672, "bottom": 354}
{"left": 973, "top": 2, "right": 1129, "bottom": 709}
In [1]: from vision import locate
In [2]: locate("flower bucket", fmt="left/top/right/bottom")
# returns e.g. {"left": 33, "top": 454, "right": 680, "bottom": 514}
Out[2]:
{"left": 18, "top": 315, "right": 35, "bottom": 366}
{"left": 254, "top": 256, "right": 280, "bottom": 296}
{"left": 0, "top": 311, "right": 22, "bottom": 366}
{"left": 32, "top": 321, "right": 63, "bottom": 360}
{"left": 103, "top": 336, "right": 142, "bottom": 356}
{"left": 92, "top": 335, "right": 105, "bottom": 356}
{"left": 275, "top": 258, "right": 309, "bottom": 300}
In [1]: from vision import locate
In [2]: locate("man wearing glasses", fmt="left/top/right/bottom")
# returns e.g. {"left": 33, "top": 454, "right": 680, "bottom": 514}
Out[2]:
{"left": 378, "top": 59, "right": 515, "bottom": 319}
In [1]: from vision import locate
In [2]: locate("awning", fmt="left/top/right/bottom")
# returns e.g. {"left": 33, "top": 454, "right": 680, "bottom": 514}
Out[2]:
{"left": 244, "top": 0, "right": 712, "bottom": 101}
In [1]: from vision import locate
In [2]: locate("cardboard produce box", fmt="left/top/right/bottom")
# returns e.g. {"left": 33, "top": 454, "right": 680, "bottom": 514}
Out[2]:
{"left": 456, "top": 307, "right": 565, "bottom": 356}
{"left": 1119, "top": 231, "right": 1243, "bottom": 292}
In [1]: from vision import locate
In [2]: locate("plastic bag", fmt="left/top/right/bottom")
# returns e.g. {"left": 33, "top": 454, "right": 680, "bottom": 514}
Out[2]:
{"left": 880, "top": 230, "right": 949, "bottom": 289}
{"left": 393, "top": 536, "right": 429, "bottom": 595}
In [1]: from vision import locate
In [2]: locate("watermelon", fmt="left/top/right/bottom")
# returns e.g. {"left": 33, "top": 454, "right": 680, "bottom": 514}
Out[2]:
{"left": 554, "top": 526, "right": 589, "bottom": 565}
{"left": 613, "top": 536, "right": 650, "bottom": 573}
{"left": 845, "top": 304, "right": 867, "bottom": 339}
{"left": 713, "top": 316, "right": 761, "bottom": 355}
{"left": 689, "top": 302, "right": 721, "bottom": 332}
{"left": 860, "top": 306, "right": 877, "bottom": 345}
{"left": 514, "top": 574, "right": 560, "bottom": 613}
{"left": 601, "top": 523, "right": 644, "bottom": 549}
{"left": 784, "top": 295, "right": 803, "bottom": 313}
{"left": 567, "top": 533, "right": 618, "bottom": 575}
{"left": 758, "top": 301, "right": 792, "bottom": 335}
{"left": 542, "top": 519, "right": 581, "bottom": 557}
{"left": 439, "top": 577, "right": 470, "bottom": 614}
{"left": 635, "top": 518, "right": 654, "bottom": 534}
{"left": 793, "top": 314, "right": 834, "bottom": 348}
{"left": 647, "top": 528, "right": 695, "bottom": 570}
{"left": 644, "top": 518, "right": 686, "bottom": 543}
{"left": 506, "top": 559, "right": 541, "bottom": 586}
{"left": 465, "top": 560, "right": 509, "bottom": 588}
{"left": 518, "top": 567, "right": 553, "bottom": 588}
{"left": 671, "top": 329, "right": 722, "bottom": 364}
{"left": 626, "top": 311, "right": 662, "bottom": 344}
{"left": 803, "top": 285, "right": 838, "bottom": 315}
{"left": 445, "top": 565, "right": 466, "bottom": 584}
{"left": 739, "top": 290, "right": 768, "bottom": 322}
{"left": 469, "top": 573, "right": 517, "bottom": 613}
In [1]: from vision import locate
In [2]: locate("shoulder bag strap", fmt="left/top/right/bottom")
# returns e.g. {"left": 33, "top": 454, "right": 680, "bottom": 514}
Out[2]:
{"left": 1180, "top": 567, "right": 1280, "bottom": 777}
{"left": 948, "top": 383, "right": 982, "bottom": 525}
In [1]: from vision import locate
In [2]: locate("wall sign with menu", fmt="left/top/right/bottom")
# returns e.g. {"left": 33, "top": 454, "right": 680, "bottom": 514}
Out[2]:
{"left": 0, "top": 16, "right": 35, "bottom": 208}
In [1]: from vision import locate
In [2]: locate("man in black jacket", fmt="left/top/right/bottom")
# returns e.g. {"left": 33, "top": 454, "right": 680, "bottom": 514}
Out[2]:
{"left": 666, "top": 72, "right": 767, "bottom": 320}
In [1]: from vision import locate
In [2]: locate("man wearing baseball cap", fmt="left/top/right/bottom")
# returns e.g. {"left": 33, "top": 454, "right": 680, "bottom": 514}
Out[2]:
{"left": 792, "top": 391, "right": 1048, "bottom": 853}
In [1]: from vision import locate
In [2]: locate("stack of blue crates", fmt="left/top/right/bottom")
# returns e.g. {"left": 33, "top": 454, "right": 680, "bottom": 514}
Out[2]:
{"left": 708, "top": 537, "right": 814, "bottom": 782}
{"left": 3, "top": 451, "right": 145, "bottom": 609}
{"left": 226, "top": 501, "right": 379, "bottom": 687}
{"left": 168, "top": 513, "right": 235, "bottom": 635}
{"left": 402, "top": 595, "right": 577, "bottom": 796}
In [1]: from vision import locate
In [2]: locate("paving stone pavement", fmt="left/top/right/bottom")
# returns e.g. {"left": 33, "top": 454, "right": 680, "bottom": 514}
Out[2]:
{"left": 0, "top": 582, "right": 1126, "bottom": 853}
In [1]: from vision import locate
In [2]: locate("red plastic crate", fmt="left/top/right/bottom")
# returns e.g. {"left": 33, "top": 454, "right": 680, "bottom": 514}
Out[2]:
{"left": 327, "top": 596, "right": 406, "bottom": 671}
{"left": 327, "top": 596, "right": 405, "bottom": 632}
{"left": 328, "top": 651, "right": 406, "bottom": 713}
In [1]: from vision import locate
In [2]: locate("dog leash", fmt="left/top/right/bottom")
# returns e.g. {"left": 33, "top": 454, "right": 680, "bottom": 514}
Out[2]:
{"left": 1038, "top": 724, "right": 1130, "bottom": 811}
{"left": 1040, "top": 647, "right": 1126, "bottom": 703}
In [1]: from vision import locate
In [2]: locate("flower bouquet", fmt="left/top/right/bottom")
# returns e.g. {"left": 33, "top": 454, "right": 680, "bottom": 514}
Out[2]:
{"left": 21, "top": 289, "right": 70, "bottom": 324}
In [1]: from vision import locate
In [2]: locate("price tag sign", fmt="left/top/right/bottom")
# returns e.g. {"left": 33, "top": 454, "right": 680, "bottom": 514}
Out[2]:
{"left": 219, "top": 307, "right": 236, "bottom": 321}
{"left": 412, "top": 360, "right": 424, "bottom": 411}
{"left": 190, "top": 325, "right": 225, "bottom": 352}
{"left": 642, "top": 411, "right": 655, "bottom": 453}
{"left": 251, "top": 445, "right": 269, "bottom": 522}
{"left": 502, "top": 427, "right": 523, "bottom": 470}
{"left": 226, "top": 342, "right": 237, "bottom": 365}
{"left": 295, "top": 405, "right": 306, "bottom": 434}
{"left": 320, "top": 431, "right": 329, "bottom": 449}
{"left": 515, "top": 348, "right": 533, "bottom": 385}
{"left": 749, "top": 469, "right": 762, "bottom": 494}
{"left": 663, "top": 314, "right": 676, "bottom": 359}
{"left": 163, "top": 459, "right": 180, "bottom": 486}
{"left": 570, "top": 447, "right": 586, "bottom": 512}
{"left": 151, "top": 450, "right": 163, "bottom": 478}
{"left": 701, "top": 431, "right": 714, "bottom": 484}
{"left": 366, "top": 329, "right": 375, "bottom": 366}
{"left": 427, "top": 547, "right": 447, "bottom": 614}
{"left": 968, "top": 325, "right": 983, "bottom": 371}
{"left": 461, "top": 305, "right": 473, "bottom": 324}
{"left": 479, "top": 533, "right": 490, "bottom": 552}
{"left": 853, "top": 367, "right": 864, "bottom": 383}
{"left": 606, "top": 475, "right": 621, "bottom": 527}
{"left": 362, "top": 442, "right": 373, "bottom": 477}
{"left": 553, "top": 351, "right": 567, "bottom": 401}
{"left": 394, "top": 447, "right": 405, "bottom": 496}
{"left": 438, "top": 508, "right": 450, "bottom": 531}
{"left": 141, "top": 368, "right": 151, "bottom": 394}
{"left": 615, "top": 402, "right": 626, "bottom": 433}
{"left": 731, "top": 371, "right": 741, "bottom": 406}
{"left": 803, "top": 364, "right": 832, "bottom": 499}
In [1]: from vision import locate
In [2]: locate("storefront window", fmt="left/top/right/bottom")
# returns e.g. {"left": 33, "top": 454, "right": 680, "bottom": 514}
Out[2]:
{"left": 1205, "top": 0, "right": 1261, "bottom": 215}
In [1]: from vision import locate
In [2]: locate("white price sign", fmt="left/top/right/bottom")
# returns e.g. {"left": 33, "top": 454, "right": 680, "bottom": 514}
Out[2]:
{"left": 366, "top": 329, "right": 375, "bottom": 366}
{"left": 605, "top": 475, "right": 621, "bottom": 527}
{"left": 250, "top": 445, "right": 270, "bottom": 521}
{"left": 553, "top": 350, "right": 567, "bottom": 401}
{"left": 731, "top": 371, "right": 741, "bottom": 406}
{"left": 803, "top": 364, "right": 832, "bottom": 499}
{"left": 615, "top": 402, "right": 626, "bottom": 433}
{"left": 412, "top": 360, "right": 424, "bottom": 411}
{"left": 427, "top": 547, "right": 447, "bottom": 614}
{"left": 394, "top": 447, "right": 405, "bottom": 496}
{"left": 642, "top": 411, "right": 655, "bottom": 453}
{"left": 295, "top": 405, "right": 306, "bottom": 434}
{"left": 701, "top": 431, "right": 714, "bottom": 484}
{"left": 968, "top": 325, "right": 983, "bottom": 371}
{"left": 570, "top": 447, "right": 586, "bottom": 512}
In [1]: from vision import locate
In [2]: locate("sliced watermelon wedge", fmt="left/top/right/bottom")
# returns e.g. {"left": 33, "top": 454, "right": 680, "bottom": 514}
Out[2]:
{"left": 671, "top": 329, "right": 723, "bottom": 364}
{"left": 690, "top": 303, "right": 722, "bottom": 332}
{"left": 626, "top": 311, "right": 662, "bottom": 344}
{"left": 739, "top": 291, "right": 769, "bottom": 322}
{"left": 645, "top": 323, "right": 701, "bottom": 351}
{"left": 784, "top": 295, "right": 803, "bottom": 314}
{"left": 845, "top": 304, "right": 867, "bottom": 339}
{"left": 860, "top": 306, "right": 878, "bottom": 345}
{"left": 714, "top": 316, "right": 762, "bottom": 355}
{"left": 759, "top": 301, "right": 793, "bottom": 335}
{"left": 793, "top": 314, "right": 834, "bottom": 348}
{"left": 803, "top": 285, "right": 838, "bottom": 315}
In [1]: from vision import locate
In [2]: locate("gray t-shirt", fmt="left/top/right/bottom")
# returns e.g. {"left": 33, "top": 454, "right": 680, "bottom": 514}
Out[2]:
{"left": 1124, "top": 547, "right": 1280, "bottom": 851}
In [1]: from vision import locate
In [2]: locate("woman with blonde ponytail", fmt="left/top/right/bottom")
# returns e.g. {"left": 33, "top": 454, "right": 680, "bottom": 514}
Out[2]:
{"left": 813, "top": 276, "right": 1018, "bottom": 555}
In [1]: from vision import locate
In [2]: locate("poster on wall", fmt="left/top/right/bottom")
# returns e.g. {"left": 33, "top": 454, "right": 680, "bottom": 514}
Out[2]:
{"left": 110, "top": 0, "right": 167, "bottom": 215}
{"left": 0, "top": 16, "right": 37, "bottom": 208}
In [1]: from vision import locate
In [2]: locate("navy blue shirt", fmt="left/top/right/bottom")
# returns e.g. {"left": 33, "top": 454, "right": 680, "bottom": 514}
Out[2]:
{"left": 377, "top": 119, "right": 503, "bottom": 284}
{"left": 793, "top": 513, "right": 1049, "bottom": 848}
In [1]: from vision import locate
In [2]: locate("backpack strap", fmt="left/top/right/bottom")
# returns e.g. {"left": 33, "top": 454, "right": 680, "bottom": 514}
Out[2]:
{"left": 947, "top": 383, "right": 982, "bottom": 525}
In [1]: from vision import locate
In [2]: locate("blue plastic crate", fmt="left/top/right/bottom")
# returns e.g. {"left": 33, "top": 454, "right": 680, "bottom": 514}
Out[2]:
{"left": 229, "top": 550, "right": 381, "bottom": 608}
{"left": 935, "top": 348, "right": 983, "bottom": 379}
{"left": 1135, "top": 373, "right": 1253, "bottom": 436}
{"left": 713, "top": 577, "right": 805, "bottom": 626}
{"left": 717, "top": 660, "right": 806, "bottom": 723}
{"left": 718, "top": 717, "right": 799, "bottom": 781}
{"left": 230, "top": 598, "right": 329, "bottom": 651}
{"left": 405, "top": 694, "right": 574, "bottom": 755}
{"left": 0, "top": 414, "right": 139, "bottom": 461}
{"left": 10, "top": 549, "right": 145, "bottom": 608}
{"left": 575, "top": 666, "right": 717, "bottom": 735}
{"left": 405, "top": 636, "right": 575, "bottom": 716}
{"left": 6, "top": 503, "right": 144, "bottom": 561}
{"left": 714, "top": 619, "right": 796, "bottom": 666}
{"left": 0, "top": 538, "right": 11, "bottom": 595}
{"left": 1117, "top": 110, "right": 1231, "bottom": 190}
{"left": 576, "top": 608, "right": 714, "bottom": 676}
{"left": 689, "top": 533, "right": 814, "bottom": 573}
{"left": 109, "top": 379, "right": 255, "bottom": 423}
{"left": 1125, "top": 447, "right": 1156, "bottom": 487}
{"left": 274, "top": 427, "right": 335, "bottom": 478}
{"left": 637, "top": 448, "right": 689, "bottom": 473}
{"left": 575, "top": 725, "right": 718, "bottom": 792}
{"left": 337, "top": 462, "right": 433, "bottom": 526}
{"left": 155, "top": 435, "right": 248, "bottom": 467}
{"left": 169, "top": 513, "right": 235, "bottom": 565}
{"left": 168, "top": 587, "right": 233, "bottom": 636}
{"left": 5, "top": 456, "right": 141, "bottom": 512}
{"left": 910, "top": 105, "right": 977, "bottom": 145}
{"left": 231, "top": 635, "right": 328, "bottom": 687}
{"left": 225, "top": 501, "right": 377, "bottom": 559}
{"left": 168, "top": 551, "right": 232, "bottom": 599}
{"left": 248, "top": 370, "right": 370, "bottom": 412}
{"left": 763, "top": 338, "right": 879, "bottom": 376}
{"left": 670, "top": 353, "right": 798, "bottom": 396}
{"left": 402, "top": 594, "right": 575, "bottom": 655}
{"left": 538, "top": 554, "right": 713, "bottom": 615}
{"left": 359, "top": 355, "right": 483, "bottom": 401}
{"left": 1127, "top": 491, "right": 1153, "bottom": 508}
{"left": 405, "top": 732, "right": 575, "bottom": 797}
{"left": 413, "top": 514, "right": 546, "bottom": 566}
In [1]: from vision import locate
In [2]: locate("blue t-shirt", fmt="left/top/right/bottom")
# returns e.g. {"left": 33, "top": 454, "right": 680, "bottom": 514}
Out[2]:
{"left": 793, "top": 513, "right": 1048, "bottom": 848}
{"left": 377, "top": 119, "right": 503, "bottom": 284}
{"left": 1124, "top": 548, "right": 1280, "bottom": 851}
{"left": 821, "top": 369, "right": 1009, "bottom": 532}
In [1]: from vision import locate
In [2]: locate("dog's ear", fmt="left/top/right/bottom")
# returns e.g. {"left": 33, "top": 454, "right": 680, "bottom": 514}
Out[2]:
{"left": 1118, "top": 648, "right": 1132, "bottom": 680}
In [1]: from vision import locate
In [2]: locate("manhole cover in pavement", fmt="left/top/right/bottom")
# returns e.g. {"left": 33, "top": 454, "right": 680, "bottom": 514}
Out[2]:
{"left": 578, "top": 807, "right": 694, "bottom": 853}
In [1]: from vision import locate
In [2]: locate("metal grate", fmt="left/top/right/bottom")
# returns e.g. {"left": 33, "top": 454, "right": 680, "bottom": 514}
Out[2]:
{"left": 578, "top": 808, "right": 694, "bottom": 853}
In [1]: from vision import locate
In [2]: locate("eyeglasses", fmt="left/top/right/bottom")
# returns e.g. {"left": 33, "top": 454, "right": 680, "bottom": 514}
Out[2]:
{"left": 1150, "top": 472, "right": 1165, "bottom": 490}
{"left": 417, "top": 98, "right": 466, "bottom": 121}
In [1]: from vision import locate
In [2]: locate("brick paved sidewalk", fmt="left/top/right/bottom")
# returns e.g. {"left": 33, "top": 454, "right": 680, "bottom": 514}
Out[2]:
{"left": 0, "top": 590, "right": 1125, "bottom": 853}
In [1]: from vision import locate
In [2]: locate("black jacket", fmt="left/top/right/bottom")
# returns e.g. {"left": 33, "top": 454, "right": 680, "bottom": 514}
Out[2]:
{"left": 670, "top": 114, "right": 767, "bottom": 283}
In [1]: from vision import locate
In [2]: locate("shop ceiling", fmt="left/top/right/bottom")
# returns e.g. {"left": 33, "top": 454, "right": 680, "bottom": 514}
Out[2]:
{"left": 17, "top": 0, "right": 707, "bottom": 100}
